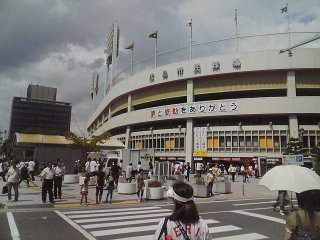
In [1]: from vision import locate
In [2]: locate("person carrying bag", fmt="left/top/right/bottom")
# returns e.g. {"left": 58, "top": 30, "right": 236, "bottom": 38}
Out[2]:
{"left": 153, "top": 181, "right": 212, "bottom": 240}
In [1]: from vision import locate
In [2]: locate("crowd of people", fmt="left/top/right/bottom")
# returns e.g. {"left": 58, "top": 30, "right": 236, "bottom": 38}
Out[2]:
{"left": 0, "top": 158, "right": 66, "bottom": 203}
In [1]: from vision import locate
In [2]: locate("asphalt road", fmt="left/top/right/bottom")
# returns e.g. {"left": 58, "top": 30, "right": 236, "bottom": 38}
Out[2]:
{"left": 0, "top": 197, "right": 290, "bottom": 240}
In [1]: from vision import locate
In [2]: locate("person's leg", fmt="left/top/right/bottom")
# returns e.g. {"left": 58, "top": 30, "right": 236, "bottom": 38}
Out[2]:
{"left": 53, "top": 178, "right": 58, "bottom": 198}
{"left": 57, "top": 177, "right": 62, "bottom": 198}
{"left": 109, "top": 190, "right": 113, "bottom": 203}
{"left": 7, "top": 182, "right": 13, "bottom": 201}
{"left": 99, "top": 186, "right": 103, "bottom": 202}
{"left": 42, "top": 181, "right": 47, "bottom": 203}
{"left": 48, "top": 180, "right": 54, "bottom": 203}
{"left": 13, "top": 182, "right": 19, "bottom": 201}
{"left": 85, "top": 195, "right": 88, "bottom": 205}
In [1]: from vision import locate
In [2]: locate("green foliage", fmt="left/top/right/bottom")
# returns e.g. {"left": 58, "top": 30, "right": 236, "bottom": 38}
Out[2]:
{"left": 64, "top": 131, "right": 111, "bottom": 161}
{"left": 195, "top": 177, "right": 205, "bottom": 185}
{"left": 0, "top": 202, "right": 5, "bottom": 208}
{"left": 167, "top": 175, "right": 178, "bottom": 180}
{"left": 283, "top": 137, "right": 308, "bottom": 156}
{"left": 148, "top": 180, "right": 162, "bottom": 188}
{"left": 1, "top": 139, "right": 13, "bottom": 157}
{"left": 311, "top": 146, "right": 320, "bottom": 176}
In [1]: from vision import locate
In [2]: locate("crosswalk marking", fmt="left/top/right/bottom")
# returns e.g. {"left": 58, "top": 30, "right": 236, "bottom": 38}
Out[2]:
{"left": 82, "top": 218, "right": 219, "bottom": 230}
{"left": 210, "top": 225, "right": 241, "bottom": 233}
{"left": 232, "top": 210, "right": 285, "bottom": 224}
{"left": 68, "top": 208, "right": 172, "bottom": 219}
{"left": 60, "top": 206, "right": 270, "bottom": 240}
{"left": 215, "top": 233, "right": 268, "bottom": 240}
{"left": 75, "top": 212, "right": 170, "bottom": 223}
{"left": 62, "top": 206, "right": 161, "bottom": 215}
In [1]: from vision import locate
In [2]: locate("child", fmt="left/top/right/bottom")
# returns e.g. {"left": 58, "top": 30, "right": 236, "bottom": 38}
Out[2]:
{"left": 106, "top": 170, "right": 115, "bottom": 204}
{"left": 80, "top": 173, "right": 90, "bottom": 206}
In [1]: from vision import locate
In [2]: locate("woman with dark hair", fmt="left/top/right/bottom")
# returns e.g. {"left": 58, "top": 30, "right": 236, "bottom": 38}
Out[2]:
{"left": 153, "top": 181, "right": 212, "bottom": 240}
{"left": 284, "top": 190, "right": 320, "bottom": 239}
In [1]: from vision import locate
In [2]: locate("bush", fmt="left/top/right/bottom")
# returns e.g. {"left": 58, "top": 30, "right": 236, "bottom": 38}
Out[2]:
{"left": 195, "top": 177, "right": 205, "bottom": 185}
{"left": 148, "top": 180, "right": 162, "bottom": 188}
{"left": 167, "top": 175, "right": 178, "bottom": 180}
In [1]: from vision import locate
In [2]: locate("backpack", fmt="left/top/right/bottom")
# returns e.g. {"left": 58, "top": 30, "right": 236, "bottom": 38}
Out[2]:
{"left": 291, "top": 211, "right": 313, "bottom": 240}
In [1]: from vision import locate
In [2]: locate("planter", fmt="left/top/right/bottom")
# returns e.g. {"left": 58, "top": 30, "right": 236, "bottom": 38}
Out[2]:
{"left": 64, "top": 174, "right": 79, "bottom": 184}
{"left": 165, "top": 179, "right": 177, "bottom": 190}
{"left": 117, "top": 182, "right": 136, "bottom": 194}
{"left": 79, "top": 176, "right": 96, "bottom": 186}
{"left": 192, "top": 184, "right": 209, "bottom": 198}
{"left": 215, "top": 181, "right": 231, "bottom": 193}
{"left": 146, "top": 187, "right": 164, "bottom": 200}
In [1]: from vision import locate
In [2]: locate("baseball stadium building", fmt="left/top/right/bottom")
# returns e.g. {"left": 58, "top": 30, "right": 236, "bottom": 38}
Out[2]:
{"left": 87, "top": 30, "right": 320, "bottom": 174}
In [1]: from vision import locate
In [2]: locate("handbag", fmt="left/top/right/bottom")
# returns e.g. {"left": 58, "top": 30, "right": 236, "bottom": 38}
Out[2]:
{"left": 2, "top": 185, "right": 8, "bottom": 194}
{"left": 291, "top": 211, "right": 312, "bottom": 240}
{"left": 176, "top": 221, "right": 191, "bottom": 240}
{"left": 157, "top": 217, "right": 169, "bottom": 240}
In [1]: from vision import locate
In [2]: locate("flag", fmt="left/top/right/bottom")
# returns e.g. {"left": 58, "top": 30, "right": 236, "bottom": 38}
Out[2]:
{"left": 149, "top": 31, "right": 157, "bottom": 38}
{"left": 125, "top": 43, "right": 134, "bottom": 50}
{"left": 280, "top": 4, "right": 288, "bottom": 13}
{"left": 186, "top": 19, "right": 192, "bottom": 27}
{"left": 235, "top": 9, "right": 237, "bottom": 26}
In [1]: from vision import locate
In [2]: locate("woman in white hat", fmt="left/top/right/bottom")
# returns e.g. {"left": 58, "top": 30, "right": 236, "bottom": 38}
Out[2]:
{"left": 153, "top": 181, "right": 212, "bottom": 240}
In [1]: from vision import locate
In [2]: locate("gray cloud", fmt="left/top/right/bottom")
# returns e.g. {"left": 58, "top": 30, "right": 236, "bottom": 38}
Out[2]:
{"left": 0, "top": 0, "right": 319, "bottom": 136}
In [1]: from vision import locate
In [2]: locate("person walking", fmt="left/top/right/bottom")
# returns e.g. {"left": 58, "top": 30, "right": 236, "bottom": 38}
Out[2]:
{"left": 19, "top": 163, "right": 31, "bottom": 187}
{"left": 241, "top": 164, "right": 248, "bottom": 183}
{"left": 28, "top": 159, "right": 36, "bottom": 181}
{"left": 153, "top": 181, "right": 213, "bottom": 240}
{"left": 125, "top": 163, "right": 133, "bottom": 182}
{"left": 273, "top": 190, "right": 289, "bottom": 215}
{"left": 40, "top": 162, "right": 55, "bottom": 204}
{"left": 53, "top": 159, "right": 65, "bottom": 199}
{"left": 186, "top": 162, "right": 191, "bottom": 181}
{"left": 6, "top": 160, "right": 20, "bottom": 202}
{"left": 80, "top": 173, "right": 90, "bottom": 206}
{"left": 206, "top": 168, "right": 215, "bottom": 197}
{"left": 229, "top": 164, "right": 236, "bottom": 182}
{"left": 136, "top": 169, "right": 145, "bottom": 202}
{"left": 95, "top": 166, "right": 105, "bottom": 204}
{"left": 284, "top": 190, "right": 320, "bottom": 239}
{"left": 105, "top": 170, "right": 115, "bottom": 204}
{"left": 0, "top": 160, "right": 7, "bottom": 182}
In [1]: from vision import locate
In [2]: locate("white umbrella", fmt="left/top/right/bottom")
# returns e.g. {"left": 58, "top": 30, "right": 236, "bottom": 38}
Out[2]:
{"left": 258, "top": 165, "right": 320, "bottom": 193}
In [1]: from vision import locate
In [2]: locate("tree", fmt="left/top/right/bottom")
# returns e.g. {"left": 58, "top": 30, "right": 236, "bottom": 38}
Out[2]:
{"left": 64, "top": 131, "right": 111, "bottom": 161}
{"left": 311, "top": 145, "right": 320, "bottom": 176}
{"left": 283, "top": 137, "right": 307, "bottom": 156}
{"left": 0, "top": 139, "right": 13, "bottom": 158}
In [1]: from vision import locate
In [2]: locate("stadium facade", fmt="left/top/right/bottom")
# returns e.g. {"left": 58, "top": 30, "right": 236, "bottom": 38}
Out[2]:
{"left": 87, "top": 43, "right": 320, "bottom": 172}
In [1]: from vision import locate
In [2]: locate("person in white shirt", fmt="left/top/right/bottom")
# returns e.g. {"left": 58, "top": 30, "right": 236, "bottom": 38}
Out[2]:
{"left": 85, "top": 159, "right": 91, "bottom": 173}
{"left": 196, "top": 162, "right": 204, "bottom": 177}
{"left": 40, "top": 162, "right": 55, "bottom": 203}
{"left": 90, "top": 159, "right": 97, "bottom": 176}
{"left": 153, "top": 182, "right": 212, "bottom": 240}
{"left": 6, "top": 160, "right": 21, "bottom": 202}
{"left": 0, "top": 161, "right": 6, "bottom": 182}
{"left": 53, "top": 159, "right": 65, "bottom": 199}
{"left": 125, "top": 163, "right": 133, "bottom": 182}
{"left": 28, "top": 159, "right": 36, "bottom": 181}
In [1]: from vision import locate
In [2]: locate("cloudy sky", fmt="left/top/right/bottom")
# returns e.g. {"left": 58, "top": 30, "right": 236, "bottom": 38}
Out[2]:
{"left": 0, "top": 0, "right": 319, "bottom": 138}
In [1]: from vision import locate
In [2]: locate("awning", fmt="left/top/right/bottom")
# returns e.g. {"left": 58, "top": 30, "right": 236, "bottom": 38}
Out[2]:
{"left": 14, "top": 133, "right": 72, "bottom": 146}
{"left": 98, "top": 138, "right": 125, "bottom": 149}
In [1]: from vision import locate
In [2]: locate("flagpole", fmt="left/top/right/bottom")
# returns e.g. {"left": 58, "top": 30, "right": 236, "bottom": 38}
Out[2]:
{"left": 286, "top": 3, "right": 290, "bottom": 48}
{"left": 155, "top": 31, "right": 158, "bottom": 68}
{"left": 235, "top": 9, "right": 238, "bottom": 54}
{"left": 190, "top": 19, "right": 193, "bottom": 60}
{"left": 130, "top": 48, "right": 133, "bottom": 75}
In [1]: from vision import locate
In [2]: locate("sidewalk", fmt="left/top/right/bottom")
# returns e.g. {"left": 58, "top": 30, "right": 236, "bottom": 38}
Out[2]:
{"left": 0, "top": 175, "right": 278, "bottom": 210}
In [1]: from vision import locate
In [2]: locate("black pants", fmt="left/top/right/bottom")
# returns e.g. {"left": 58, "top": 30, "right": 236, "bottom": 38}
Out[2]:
{"left": 54, "top": 176, "right": 63, "bottom": 198}
{"left": 42, "top": 179, "right": 54, "bottom": 203}
{"left": 29, "top": 171, "right": 35, "bottom": 181}
{"left": 231, "top": 172, "right": 236, "bottom": 182}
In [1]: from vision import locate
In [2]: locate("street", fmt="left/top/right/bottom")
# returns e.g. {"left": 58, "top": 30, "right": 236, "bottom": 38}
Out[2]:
{"left": 0, "top": 197, "right": 289, "bottom": 240}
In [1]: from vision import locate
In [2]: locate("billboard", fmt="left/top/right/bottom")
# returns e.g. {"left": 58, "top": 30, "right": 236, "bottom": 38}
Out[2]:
{"left": 282, "top": 155, "right": 304, "bottom": 165}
